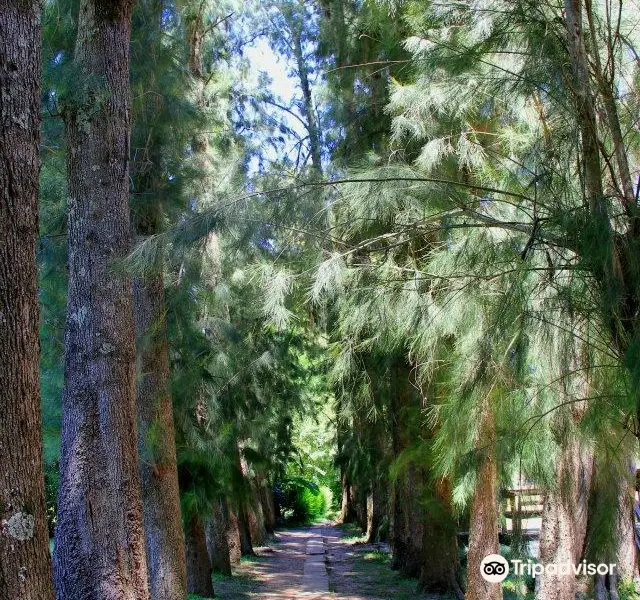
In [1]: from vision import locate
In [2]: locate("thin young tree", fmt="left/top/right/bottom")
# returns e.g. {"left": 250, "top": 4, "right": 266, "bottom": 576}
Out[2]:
{"left": 53, "top": 1, "right": 151, "bottom": 598}
{"left": 0, "top": 1, "right": 55, "bottom": 598}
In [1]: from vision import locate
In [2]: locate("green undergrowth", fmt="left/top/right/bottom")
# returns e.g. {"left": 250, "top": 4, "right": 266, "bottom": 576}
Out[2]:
{"left": 274, "top": 478, "right": 333, "bottom": 524}
{"left": 189, "top": 570, "right": 261, "bottom": 600}
{"left": 346, "top": 543, "right": 452, "bottom": 600}
{"left": 239, "top": 553, "right": 269, "bottom": 563}
{"left": 336, "top": 521, "right": 367, "bottom": 543}
{"left": 618, "top": 579, "right": 640, "bottom": 600}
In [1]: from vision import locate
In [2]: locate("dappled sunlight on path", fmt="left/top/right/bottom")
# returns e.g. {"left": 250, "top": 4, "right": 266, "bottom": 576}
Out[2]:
{"left": 214, "top": 524, "right": 440, "bottom": 599}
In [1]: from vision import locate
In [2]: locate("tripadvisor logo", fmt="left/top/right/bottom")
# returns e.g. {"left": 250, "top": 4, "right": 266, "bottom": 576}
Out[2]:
{"left": 480, "top": 554, "right": 617, "bottom": 583}
{"left": 480, "top": 554, "right": 510, "bottom": 583}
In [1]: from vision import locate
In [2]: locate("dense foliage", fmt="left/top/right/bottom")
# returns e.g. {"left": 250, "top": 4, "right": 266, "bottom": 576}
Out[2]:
{"left": 2, "top": 0, "right": 640, "bottom": 599}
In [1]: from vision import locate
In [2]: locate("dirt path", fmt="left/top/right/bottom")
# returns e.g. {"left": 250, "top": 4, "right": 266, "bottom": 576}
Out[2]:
{"left": 213, "top": 523, "right": 439, "bottom": 599}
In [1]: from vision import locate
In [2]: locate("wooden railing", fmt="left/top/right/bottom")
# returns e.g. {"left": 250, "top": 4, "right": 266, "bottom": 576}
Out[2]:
{"left": 502, "top": 487, "right": 543, "bottom": 538}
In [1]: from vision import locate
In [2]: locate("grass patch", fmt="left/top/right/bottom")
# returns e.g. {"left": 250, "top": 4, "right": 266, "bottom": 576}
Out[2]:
{"left": 336, "top": 521, "right": 367, "bottom": 543}
{"left": 345, "top": 545, "right": 451, "bottom": 600}
{"left": 361, "top": 549, "right": 389, "bottom": 564}
{"left": 208, "top": 569, "right": 263, "bottom": 599}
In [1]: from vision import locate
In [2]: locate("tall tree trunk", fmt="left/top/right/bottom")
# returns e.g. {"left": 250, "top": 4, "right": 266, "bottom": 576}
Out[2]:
{"left": 350, "top": 482, "right": 367, "bottom": 532}
{"left": 466, "top": 402, "right": 501, "bottom": 600}
{"left": 227, "top": 507, "right": 242, "bottom": 565}
{"left": 391, "top": 463, "right": 425, "bottom": 576}
{"left": 134, "top": 275, "right": 187, "bottom": 600}
{"left": 366, "top": 477, "right": 386, "bottom": 543}
{"left": 185, "top": 514, "right": 214, "bottom": 597}
{"left": 420, "top": 477, "right": 463, "bottom": 598}
{"left": 367, "top": 475, "right": 390, "bottom": 544}
{"left": 239, "top": 450, "right": 267, "bottom": 546}
{"left": 338, "top": 471, "right": 356, "bottom": 524}
{"left": 248, "top": 489, "right": 267, "bottom": 547}
{"left": 563, "top": 0, "right": 605, "bottom": 216}
{"left": 614, "top": 467, "right": 637, "bottom": 582}
{"left": 536, "top": 435, "right": 593, "bottom": 600}
{"left": 583, "top": 1, "right": 637, "bottom": 230}
{"left": 591, "top": 454, "right": 637, "bottom": 600}
{"left": 237, "top": 502, "right": 255, "bottom": 556}
{"left": 256, "top": 472, "right": 276, "bottom": 534}
{"left": 233, "top": 442, "right": 255, "bottom": 556}
{"left": 205, "top": 498, "right": 233, "bottom": 576}
{"left": 0, "top": 2, "right": 54, "bottom": 598}
{"left": 536, "top": 358, "right": 592, "bottom": 600}
{"left": 389, "top": 359, "right": 424, "bottom": 577}
{"left": 291, "top": 27, "right": 322, "bottom": 173}
{"left": 53, "top": 2, "right": 150, "bottom": 599}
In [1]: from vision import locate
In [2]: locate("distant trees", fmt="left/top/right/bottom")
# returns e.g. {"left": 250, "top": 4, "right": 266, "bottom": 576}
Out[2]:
{"left": 0, "top": 1, "right": 54, "bottom": 598}
{"left": 299, "top": 0, "right": 640, "bottom": 598}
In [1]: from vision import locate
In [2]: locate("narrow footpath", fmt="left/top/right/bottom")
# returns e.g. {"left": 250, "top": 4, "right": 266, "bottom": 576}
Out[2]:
{"left": 214, "top": 524, "right": 438, "bottom": 599}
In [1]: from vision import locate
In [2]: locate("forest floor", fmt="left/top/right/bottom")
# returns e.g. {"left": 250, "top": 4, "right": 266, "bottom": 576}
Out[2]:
{"left": 210, "top": 523, "right": 441, "bottom": 599}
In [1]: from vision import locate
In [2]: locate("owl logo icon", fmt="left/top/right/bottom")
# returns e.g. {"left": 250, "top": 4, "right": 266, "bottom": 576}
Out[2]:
{"left": 480, "top": 554, "right": 509, "bottom": 583}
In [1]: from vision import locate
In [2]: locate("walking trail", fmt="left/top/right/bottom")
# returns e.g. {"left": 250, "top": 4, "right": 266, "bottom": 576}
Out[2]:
{"left": 214, "top": 523, "right": 438, "bottom": 599}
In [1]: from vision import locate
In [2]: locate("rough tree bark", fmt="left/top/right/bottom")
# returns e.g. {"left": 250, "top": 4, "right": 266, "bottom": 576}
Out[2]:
{"left": 0, "top": 2, "right": 55, "bottom": 598}
{"left": 248, "top": 491, "right": 267, "bottom": 547}
{"left": 185, "top": 514, "right": 214, "bottom": 597}
{"left": 466, "top": 401, "right": 501, "bottom": 600}
{"left": 181, "top": 4, "right": 238, "bottom": 576}
{"left": 205, "top": 498, "right": 233, "bottom": 575}
{"left": 389, "top": 359, "right": 424, "bottom": 577}
{"left": 130, "top": 0, "right": 189, "bottom": 595}
{"left": 256, "top": 472, "right": 276, "bottom": 534}
{"left": 237, "top": 500, "right": 255, "bottom": 557}
{"left": 366, "top": 476, "right": 387, "bottom": 543}
{"left": 240, "top": 450, "right": 267, "bottom": 546}
{"left": 338, "top": 471, "right": 357, "bottom": 524}
{"left": 420, "top": 477, "right": 463, "bottom": 598}
{"left": 363, "top": 382, "right": 391, "bottom": 544}
{"left": 591, "top": 454, "right": 637, "bottom": 600}
{"left": 614, "top": 468, "right": 637, "bottom": 582}
{"left": 536, "top": 435, "right": 593, "bottom": 600}
{"left": 356, "top": 484, "right": 369, "bottom": 533}
{"left": 391, "top": 467, "right": 425, "bottom": 576}
{"left": 563, "top": 0, "right": 605, "bottom": 216}
{"left": 227, "top": 507, "right": 242, "bottom": 565}
{"left": 233, "top": 442, "right": 255, "bottom": 557}
{"left": 134, "top": 275, "right": 187, "bottom": 600}
{"left": 52, "top": 2, "right": 150, "bottom": 599}
{"left": 536, "top": 361, "right": 593, "bottom": 600}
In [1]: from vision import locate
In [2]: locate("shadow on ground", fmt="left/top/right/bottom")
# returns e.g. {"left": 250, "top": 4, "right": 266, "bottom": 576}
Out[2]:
{"left": 208, "top": 523, "right": 442, "bottom": 599}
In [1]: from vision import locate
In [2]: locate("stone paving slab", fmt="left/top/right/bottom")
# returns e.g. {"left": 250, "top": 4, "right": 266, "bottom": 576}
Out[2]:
{"left": 303, "top": 536, "right": 329, "bottom": 593}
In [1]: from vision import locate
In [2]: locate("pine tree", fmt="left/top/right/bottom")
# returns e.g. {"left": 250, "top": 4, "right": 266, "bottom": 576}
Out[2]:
{"left": 53, "top": 2, "right": 151, "bottom": 598}
{"left": 129, "top": 2, "right": 193, "bottom": 596}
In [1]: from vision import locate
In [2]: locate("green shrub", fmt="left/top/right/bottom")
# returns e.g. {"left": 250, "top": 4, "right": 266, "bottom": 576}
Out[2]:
{"left": 618, "top": 579, "right": 640, "bottom": 600}
{"left": 274, "top": 478, "right": 331, "bottom": 524}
